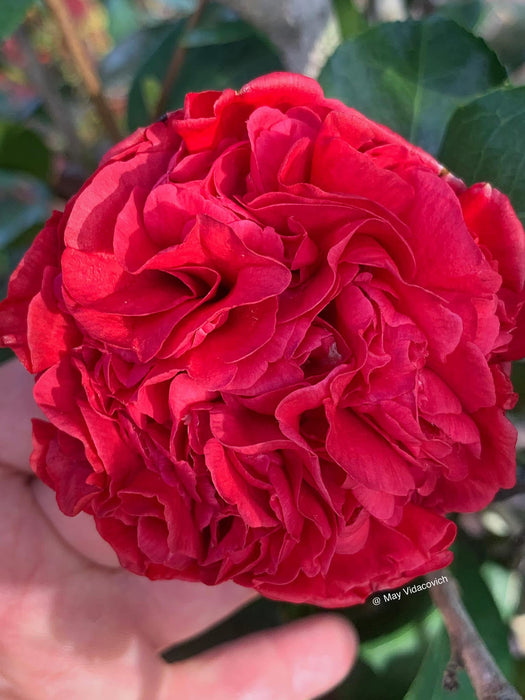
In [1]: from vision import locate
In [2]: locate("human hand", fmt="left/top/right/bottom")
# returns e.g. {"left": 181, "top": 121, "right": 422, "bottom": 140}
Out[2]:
{"left": 0, "top": 359, "right": 357, "bottom": 699}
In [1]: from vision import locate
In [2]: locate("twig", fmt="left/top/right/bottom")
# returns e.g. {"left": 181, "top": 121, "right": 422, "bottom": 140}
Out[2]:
{"left": 154, "top": 0, "right": 208, "bottom": 119}
{"left": 428, "top": 570, "right": 522, "bottom": 700}
{"left": 443, "top": 640, "right": 462, "bottom": 692}
{"left": 43, "top": 0, "right": 121, "bottom": 142}
{"left": 15, "top": 23, "right": 85, "bottom": 164}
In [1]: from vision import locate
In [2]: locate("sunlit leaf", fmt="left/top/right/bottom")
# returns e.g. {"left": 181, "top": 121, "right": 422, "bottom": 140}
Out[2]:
{"left": 481, "top": 562, "right": 522, "bottom": 622}
{"left": 440, "top": 87, "right": 525, "bottom": 225}
{"left": 319, "top": 17, "right": 506, "bottom": 154}
{"left": 127, "top": 5, "right": 282, "bottom": 130}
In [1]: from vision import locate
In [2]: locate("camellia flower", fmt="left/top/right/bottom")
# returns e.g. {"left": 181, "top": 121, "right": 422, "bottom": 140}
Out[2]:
{"left": 1, "top": 73, "right": 524, "bottom": 606}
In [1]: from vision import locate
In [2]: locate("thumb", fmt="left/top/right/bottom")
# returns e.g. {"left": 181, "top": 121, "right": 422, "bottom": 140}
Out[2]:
{"left": 160, "top": 613, "right": 358, "bottom": 700}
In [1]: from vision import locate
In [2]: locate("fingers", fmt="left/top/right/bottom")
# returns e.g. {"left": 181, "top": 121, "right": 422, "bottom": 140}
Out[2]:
{"left": 0, "top": 359, "right": 43, "bottom": 472}
{"left": 31, "top": 479, "right": 121, "bottom": 568}
{"left": 121, "top": 575, "right": 258, "bottom": 651}
{"left": 160, "top": 614, "right": 358, "bottom": 700}
{"left": 33, "top": 474, "right": 262, "bottom": 653}
{"left": 32, "top": 474, "right": 258, "bottom": 651}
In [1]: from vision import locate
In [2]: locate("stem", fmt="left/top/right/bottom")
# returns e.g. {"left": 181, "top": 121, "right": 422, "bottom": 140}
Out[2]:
{"left": 15, "top": 23, "right": 85, "bottom": 163}
{"left": 43, "top": 0, "right": 121, "bottom": 142}
{"left": 154, "top": 0, "right": 208, "bottom": 119}
{"left": 428, "top": 570, "right": 521, "bottom": 700}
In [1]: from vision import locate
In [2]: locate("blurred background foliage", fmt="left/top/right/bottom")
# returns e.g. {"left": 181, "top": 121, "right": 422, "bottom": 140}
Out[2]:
{"left": 1, "top": 0, "right": 525, "bottom": 697}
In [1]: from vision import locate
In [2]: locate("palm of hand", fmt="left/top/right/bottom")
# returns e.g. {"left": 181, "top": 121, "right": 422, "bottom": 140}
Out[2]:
{"left": 0, "top": 360, "right": 356, "bottom": 700}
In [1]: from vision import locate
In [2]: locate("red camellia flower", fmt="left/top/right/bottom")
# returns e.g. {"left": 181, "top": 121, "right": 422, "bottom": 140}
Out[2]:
{"left": 1, "top": 73, "right": 524, "bottom": 606}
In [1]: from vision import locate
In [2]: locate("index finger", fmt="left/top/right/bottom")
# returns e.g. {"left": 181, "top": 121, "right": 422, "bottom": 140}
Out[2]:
{"left": 0, "top": 358, "right": 42, "bottom": 472}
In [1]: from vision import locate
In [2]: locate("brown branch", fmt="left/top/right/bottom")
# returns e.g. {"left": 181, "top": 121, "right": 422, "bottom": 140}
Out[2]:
{"left": 443, "top": 641, "right": 461, "bottom": 693}
{"left": 427, "top": 570, "right": 522, "bottom": 700}
{"left": 154, "top": 0, "right": 208, "bottom": 119}
{"left": 43, "top": 0, "right": 121, "bottom": 142}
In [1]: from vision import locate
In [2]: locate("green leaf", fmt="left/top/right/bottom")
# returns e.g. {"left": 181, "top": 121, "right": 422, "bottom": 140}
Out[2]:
{"left": 319, "top": 17, "right": 507, "bottom": 154}
{"left": 451, "top": 537, "right": 514, "bottom": 676}
{"left": 361, "top": 609, "right": 440, "bottom": 672}
{"left": 405, "top": 533, "right": 516, "bottom": 700}
{"left": 0, "top": 170, "right": 50, "bottom": 249}
{"left": 127, "top": 5, "right": 282, "bottom": 130}
{"left": 0, "top": 0, "right": 35, "bottom": 42}
{"left": 126, "top": 19, "right": 186, "bottom": 129}
{"left": 183, "top": 19, "right": 252, "bottom": 47}
{"left": 182, "top": 4, "right": 252, "bottom": 46}
{"left": 0, "top": 122, "right": 50, "bottom": 181}
{"left": 326, "top": 610, "right": 441, "bottom": 700}
{"left": 332, "top": 0, "right": 368, "bottom": 39}
{"left": 140, "top": 76, "right": 163, "bottom": 116}
{"left": 156, "top": 37, "right": 281, "bottom": 115}
{"left": 481, "top": 562, "right": 521, "bottom": 623}
{"left": 404, "top": 624, "right": 476, "bottom": 700}
{"left": 435, "top": 0, "right": 485, "bottom": 31}
{"left": 439, "top": 86, "right": 525, "bottom": 225}
{"left": 100, "top": 23, "right": 176, "bottom": 91}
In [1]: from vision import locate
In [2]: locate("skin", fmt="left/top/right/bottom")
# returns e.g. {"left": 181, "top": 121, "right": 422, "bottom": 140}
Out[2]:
{"left": 0, "top": 359, "right": 357, "bottom": 700}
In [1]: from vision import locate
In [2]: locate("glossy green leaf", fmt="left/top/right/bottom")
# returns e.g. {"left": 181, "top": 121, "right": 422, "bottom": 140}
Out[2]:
{"left": 435, "top": 0, "right": 485, "bottom": 31}
{"left": 332, "top": 0, "right": 367, "bottom": 39}
{"left": 182, "top": 4, "right": 253, "bottom": 46}
{"left": 440, "top": 87, "right": 525, "bottom": 224}
{"left": 127, "top": 6, "right": 282, "bottom": 130}
{"left": 0, "top": 170, "right": 50, "bottom": 249}
{"left": 481, "top": 562, "right": 521, "bottom": 622}
{"left": 361, "top": 608, "right": 440, "bottom": 670}
{"left": 155, "top": 37, "right": 281, "bottom": 115}
{"left": 326, "top": 611, "right": 440, "bottom": 700}
{"left": 0, "top": 0, "right": 35, "bottom": 42}
{"left": 100, "top": 23, "right": 176, "bottom": 91}
{"left": 127, "top": 19, "right": 186, "bottom": 129}
{"left": 0, "top": 122, "right": 50, "bottom": 181}
{"left": 140, "top": 76, "right": 163, "bottom": 116}
{"left": 319, "top": 17, "right": 507, "bottom": 154}
{"left": 102, "top": 7, "right": 245, "bottom": 92}
{"left": 404, "top": 623, "right": 475, "bottom": 700}
{"left": 183, "top": 19, "right": 252, "bottom": 47}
